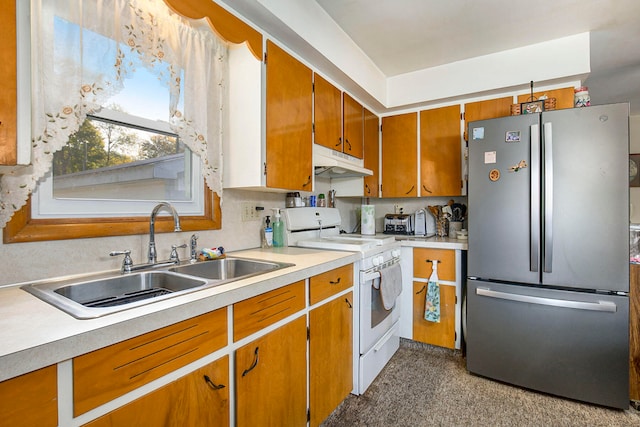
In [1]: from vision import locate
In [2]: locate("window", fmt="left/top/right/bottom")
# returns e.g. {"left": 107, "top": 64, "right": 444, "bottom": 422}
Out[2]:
{"left": 3, "top": 0, "right": 229, "bottom": 242}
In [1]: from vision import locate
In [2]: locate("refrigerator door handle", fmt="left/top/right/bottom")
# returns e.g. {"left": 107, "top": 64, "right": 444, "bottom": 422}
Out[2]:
{"left": 530, "top": 124, "right": 540, "bottom": 272}
{"left": 476, "top": 287, "right": 617, "bottom": 313}
{"left": 543, "top": 122, "right": 553, "bottom": 273}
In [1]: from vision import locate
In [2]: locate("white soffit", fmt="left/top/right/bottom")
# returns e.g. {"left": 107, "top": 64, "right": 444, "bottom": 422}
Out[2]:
{"left": 257, "top": 0, "right": 387, "bottom": 102}
{"left": 387, "top": 32, "right": 591, "bottom": 108}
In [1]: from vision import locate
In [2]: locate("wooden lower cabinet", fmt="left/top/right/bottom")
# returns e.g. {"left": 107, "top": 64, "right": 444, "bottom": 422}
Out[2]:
{"left": 630, "top": 263, "right": 640, "bottom": 401}
{"left": 84, "top": 356, "right": 230, "bottom": 427}
{"left": 309, "top": 292, "right": 353, "bottom": 427}
{"left": 413, "top": 281, "right": 456, "bottom": 349}
{"left": 235, "top": 315, "right": 308, "bottom": 427}
{"left": 0, "top": 365, "right": 57, "bottom": 427}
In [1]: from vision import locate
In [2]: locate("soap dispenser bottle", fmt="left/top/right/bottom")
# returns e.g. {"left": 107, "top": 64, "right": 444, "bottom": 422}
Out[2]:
{"left": 271, "top": 208, "right": 285, "bottom": 247}
{"left": 262, "top": 215, "right": 273, "bottom": 248}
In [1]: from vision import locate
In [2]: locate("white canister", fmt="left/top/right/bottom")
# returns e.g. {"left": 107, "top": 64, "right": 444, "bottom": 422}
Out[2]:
{"left": 361, "top": 205, "right": 375, "bottom": 235}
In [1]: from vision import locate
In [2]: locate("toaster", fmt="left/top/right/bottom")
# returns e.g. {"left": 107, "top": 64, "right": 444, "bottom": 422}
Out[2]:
{"left": 383, "top": 214, "right": 413, "bottom": 235}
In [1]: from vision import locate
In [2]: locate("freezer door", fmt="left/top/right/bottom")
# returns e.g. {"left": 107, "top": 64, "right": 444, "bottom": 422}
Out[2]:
{"left": 467, "top": 114, "right": 540, "bottom": 283}
{"left": 466, "top": 280, "right": 629, "bottom": 409}
{"left": 541, "top": 104, "right": 629, "bottom": 291}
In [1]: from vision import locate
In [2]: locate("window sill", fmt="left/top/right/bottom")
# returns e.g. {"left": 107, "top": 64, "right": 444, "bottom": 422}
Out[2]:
{"left": 3, "top": 188, "right": 220, "bottom": 243}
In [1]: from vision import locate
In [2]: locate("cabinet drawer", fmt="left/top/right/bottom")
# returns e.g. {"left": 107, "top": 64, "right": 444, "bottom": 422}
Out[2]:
{"left": 234, "top": 281, "right": 305, "bottom": 341}
{"left": 0, "top": 365, "right": 57, "bottom": 427}
{"left": 74, "top": 308, "right": 227, "bottom": 416}
{"left": 413, "top": 248, "right": 455, "bottom": 281}
{"left": 84, "top": 356, "right": 230, "bottom": 427}
{"left": 309, "top": 264, "right": 353, "bottom": 305}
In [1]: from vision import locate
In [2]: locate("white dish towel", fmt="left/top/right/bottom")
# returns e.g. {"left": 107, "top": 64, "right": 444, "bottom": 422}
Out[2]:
{"left": 378, "top": 263, "right": 403, "bottom": 310}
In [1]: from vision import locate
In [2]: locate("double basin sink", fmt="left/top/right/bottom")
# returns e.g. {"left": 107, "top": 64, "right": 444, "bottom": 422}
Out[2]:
{"left": 21, "top": 257, "right": 294, "bottom": 319}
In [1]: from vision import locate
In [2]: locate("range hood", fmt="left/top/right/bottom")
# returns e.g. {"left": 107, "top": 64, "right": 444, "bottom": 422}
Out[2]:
{"left": 313, "top": 145, "right": 373, "bottom": 178}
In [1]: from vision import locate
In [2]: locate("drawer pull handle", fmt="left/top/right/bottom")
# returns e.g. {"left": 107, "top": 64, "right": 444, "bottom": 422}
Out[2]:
{"left": 345, "top": 298, "right": 352, "bottom": 308}
{"left": 203, "top": 375, "right": 226, "bottom": 390}
{"left": 330, "top": 277, "right": 341, "bottom": 285}
{"left": 242, "top": 347, "right": 260, "bottom": 377}
{"left": 416, "top": 285, "right": 426, "bottom": 295}
{"left": 426, "top": 259, "right": 440, "bottom": 264}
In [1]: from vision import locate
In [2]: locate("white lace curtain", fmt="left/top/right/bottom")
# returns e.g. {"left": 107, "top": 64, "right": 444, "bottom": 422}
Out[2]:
{"left": 0, "top": 0, "right": 227, "bottom": 228}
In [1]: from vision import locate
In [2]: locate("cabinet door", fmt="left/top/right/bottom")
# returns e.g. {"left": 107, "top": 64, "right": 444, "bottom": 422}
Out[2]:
{"left": 343, "top": 93, "right": 363, "bottom": 159}
{"left": 309, "top": 292, "right": 353, "bottom": 427}
{"left": 464, "top": 96, "right": 513, "bottom": 141}
{"left": 413, "top": 281, "right": 456, "bottom": 349}
{"left": 420, "top": 105, "right": 462, "bottom": 196}
{"left": 265, "top": 40, "right": 313, "bottom": 191}
{"left": 236, "top": 316, "right": 307, "bottom": 427}
{"left": 0, "top": 365, "right": 57, "bottom": 427}
{"left": 363, "top": 107, "right": 379, "bottom": 197}
{"left": 314, "top": 74, "right": 342, "bottom": 151}
{"left": 517, "top": 87, "right": 575, "bottom": 110}
{"left": 84, "top": 356, "right": 230, "bottom": 427}
{"left": 0, "top": 0, "right": 17, "bottom": 165}
{"left": 381, "top": 112, "right": 417, "bottom": 197}
{"left": 630, "top": 263, "right": 640, "bottom": 401}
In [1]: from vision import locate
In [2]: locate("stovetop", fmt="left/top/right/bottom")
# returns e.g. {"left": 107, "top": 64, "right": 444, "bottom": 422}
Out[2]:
{"left": 294, "top": 233, "right": 397, "bottom": 253}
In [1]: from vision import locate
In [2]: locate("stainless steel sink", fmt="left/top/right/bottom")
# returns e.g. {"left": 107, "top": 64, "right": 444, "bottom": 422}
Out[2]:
{"left": 170, "top": 257, "right": 293, "bottom": 280}
{"left": 21, "top": 257, "right": 294, "bottom": 319}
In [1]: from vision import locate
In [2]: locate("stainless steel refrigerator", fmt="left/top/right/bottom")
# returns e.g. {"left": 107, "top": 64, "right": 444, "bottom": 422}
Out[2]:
{"left": 466, "top": 103, "right": 630, "bottom": 409}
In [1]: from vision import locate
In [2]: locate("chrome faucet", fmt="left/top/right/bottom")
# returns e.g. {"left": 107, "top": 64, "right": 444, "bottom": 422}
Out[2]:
{"left": 148, "top": 202, "right": 182, "bottom": 264}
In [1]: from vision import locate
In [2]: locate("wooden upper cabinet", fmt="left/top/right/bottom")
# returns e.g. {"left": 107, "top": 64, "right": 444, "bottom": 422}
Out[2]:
{"left": 463, "top": 96, "right": 513, "bottom": 140}
{"left": 516, "top": 87, "right": 575, "bottom": 110}
{"left": 314, "top": 74, "right": 342, "bottom": 151}
{"left": 420, "top": 105, "right": 462, "bottom": 196}
{"left": 0, "top": 0, "right": 18, "bottom": 166}
{"left": 381, "top": 112, "right": 418, "bottom": 197}
{"left": 363, "top": 107, "right": 379, "bottom": 198}
{"left": 343, "top": 93, "right": 364, "bottom": 159}
{"left": 265, "top": 40, "right": 313, "bottom": 191}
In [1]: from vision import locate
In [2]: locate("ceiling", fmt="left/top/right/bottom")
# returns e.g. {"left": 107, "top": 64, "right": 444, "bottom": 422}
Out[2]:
{"left": 223, "top": 0, "right": 640, "bottom": 114}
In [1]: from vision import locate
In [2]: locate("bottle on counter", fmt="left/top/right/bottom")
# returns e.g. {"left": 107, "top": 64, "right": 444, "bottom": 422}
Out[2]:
{"left": 262, "top": 215, "right": 273, "bottom": 248}
{"left": 271, "top": 208, "right": 285, "bottom": 248}
{"left": 318, "top": 193, "right": 326, "bottom": 207}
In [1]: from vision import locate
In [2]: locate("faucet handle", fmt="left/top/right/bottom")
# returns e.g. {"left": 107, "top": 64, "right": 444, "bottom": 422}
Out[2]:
{"left": 170, "top": 243, "right": 188, "bottom": 263}
{"left": 110, "top": 250, "right": 133, "bottom": 273}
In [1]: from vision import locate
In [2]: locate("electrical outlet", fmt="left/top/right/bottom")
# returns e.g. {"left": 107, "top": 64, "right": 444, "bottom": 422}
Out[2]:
{"left": 394, "top": 204, "right": 404, "bottom": 214}
{"left": 241, "top": 202, "right": 261, "bottom": 222}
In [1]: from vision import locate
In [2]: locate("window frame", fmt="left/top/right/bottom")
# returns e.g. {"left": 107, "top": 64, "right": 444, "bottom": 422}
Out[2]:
{"left": 3, "top": 187, "right": 220, "bottom": 243}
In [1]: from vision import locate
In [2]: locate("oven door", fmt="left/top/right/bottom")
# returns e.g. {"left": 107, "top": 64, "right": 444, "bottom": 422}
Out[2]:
{"left": 359, "top": 264, "right": 401, "bottom": 354}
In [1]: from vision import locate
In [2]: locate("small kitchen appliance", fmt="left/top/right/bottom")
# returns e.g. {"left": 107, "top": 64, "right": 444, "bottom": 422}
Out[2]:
{"left": 383, "top": 214, "right": 413, "bottom": 235}
{"left": 413, "top": 209, "right": 427, "bottom": 236}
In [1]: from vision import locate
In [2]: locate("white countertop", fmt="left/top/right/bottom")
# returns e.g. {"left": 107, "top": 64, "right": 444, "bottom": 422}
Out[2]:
{"left": 395, "top": 235, "right": 468, "bottom": 250}
{"left": 0, "top": 238, "right": 466, "bottom": 382}
{"left": 0, "top": 247, "right": 359, "bottom": 382}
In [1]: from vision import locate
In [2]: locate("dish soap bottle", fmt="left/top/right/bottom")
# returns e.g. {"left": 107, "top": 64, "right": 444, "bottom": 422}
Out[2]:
{"left": 262, "top": 215, "right": 273, "bottom": 248}
{"left": 271, "top": 208, "right": 285, "bottom": 247}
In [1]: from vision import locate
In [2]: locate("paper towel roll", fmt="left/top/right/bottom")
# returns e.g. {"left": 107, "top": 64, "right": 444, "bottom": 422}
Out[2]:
{"left": 361, "top": 205, "right": 375, "bottom": 235}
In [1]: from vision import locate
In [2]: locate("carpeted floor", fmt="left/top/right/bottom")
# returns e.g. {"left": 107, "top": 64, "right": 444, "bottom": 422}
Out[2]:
{"left": 322, "top": 339, "right": 640, "bottom": 427}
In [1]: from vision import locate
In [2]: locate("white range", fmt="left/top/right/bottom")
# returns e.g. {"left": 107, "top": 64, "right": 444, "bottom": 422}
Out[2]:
{"left": 283, "top": 207, "right": 402, "bottom": 394}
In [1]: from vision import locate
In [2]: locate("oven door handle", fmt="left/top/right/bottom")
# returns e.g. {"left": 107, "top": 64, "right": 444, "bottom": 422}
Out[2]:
{"left": 373, "top": 325, "right": 396, "bottom": 352}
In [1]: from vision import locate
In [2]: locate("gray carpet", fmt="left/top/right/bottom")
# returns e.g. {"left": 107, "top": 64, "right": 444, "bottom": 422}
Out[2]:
{"left": 322, "top": 339, "right": 640, "bottom": 427}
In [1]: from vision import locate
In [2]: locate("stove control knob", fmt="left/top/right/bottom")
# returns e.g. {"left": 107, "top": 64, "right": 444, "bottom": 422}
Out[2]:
{"left": 373, "top": 256, "right": 382, "bottom": 266}
{"left": 391, "top": 249, "right": 400, "bottom": 258}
